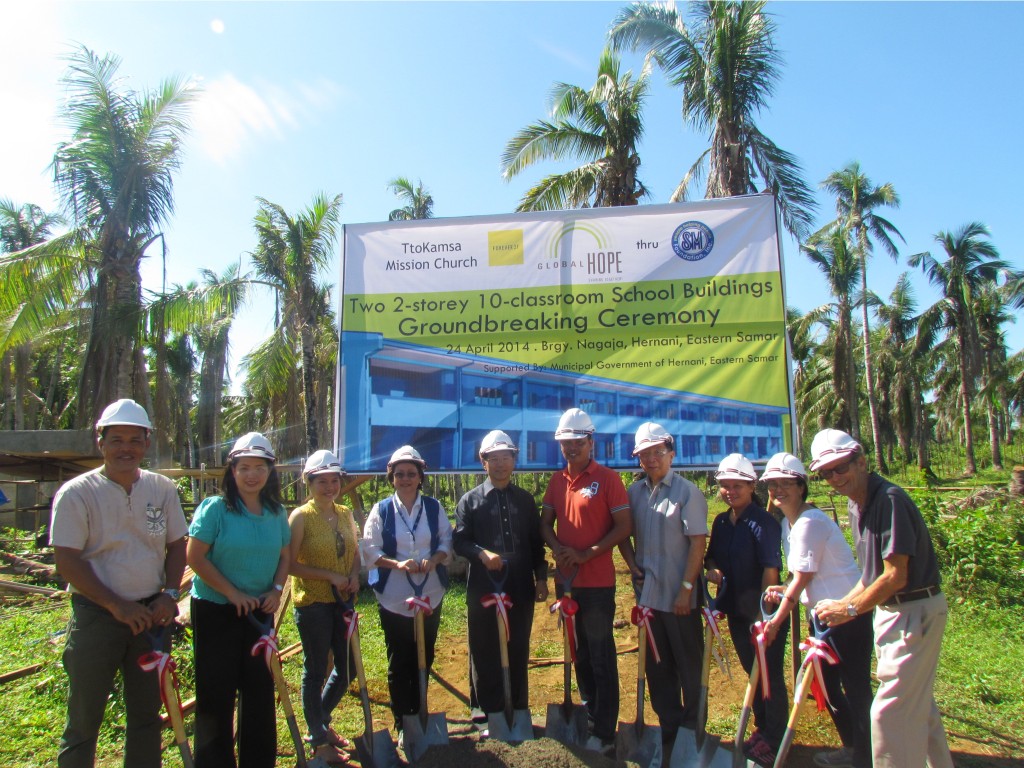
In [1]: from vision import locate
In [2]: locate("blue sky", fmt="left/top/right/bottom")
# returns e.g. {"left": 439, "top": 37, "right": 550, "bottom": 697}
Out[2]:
{"left": 3, "top": 1, "right": 1022, "bottom": 392}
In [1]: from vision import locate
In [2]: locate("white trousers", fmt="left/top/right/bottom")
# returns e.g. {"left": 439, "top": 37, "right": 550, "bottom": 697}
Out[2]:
{"left": 871, "top": 593, "right": 953, "bottom": 768}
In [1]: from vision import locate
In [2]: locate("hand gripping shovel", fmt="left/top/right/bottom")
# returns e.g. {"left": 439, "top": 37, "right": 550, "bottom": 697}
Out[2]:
{"left": 615, "top": 603, "right": 663, "bottom": 768}
{"left": 544, "top": 566, "right": 589, "bottom": 747}
{"left": 138, "top": 625, "right": 195, "bottom": 768}
{"left": 772, "top": 612, "right": 839, "bottom": 768}
{"left": 483, "top": 560, "right": 534, "bottom": 742}
{"left": 732, "top": 592, "right": 779, "bottom": 768}
{"left": 401, "top": 571, "right": 449, "bottom": 762}
{"left": 670, "top": 577, "right": 732, "bottom": 768}
{"left": 249, "top": 612, "right": 308, "bottom": 768}
{"left": 334, "top": 590, "right": 401, "bottom": 768}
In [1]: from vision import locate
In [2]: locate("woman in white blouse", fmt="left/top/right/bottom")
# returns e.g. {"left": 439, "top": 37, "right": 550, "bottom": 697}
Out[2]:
{"left": 759, "top": 453, "right": 872, "bottom": 768}
{"left": 360, "top": 445, "right": 452, "bottom": 741}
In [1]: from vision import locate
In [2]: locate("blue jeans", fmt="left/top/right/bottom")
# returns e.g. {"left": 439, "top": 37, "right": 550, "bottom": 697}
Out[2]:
{"left": 59, "top": 596, "right": 164, "bottom": 768}
{"left": 294, "top": 602, "right": 354, "bottom": 746}
{"left": 565, "top": 586, "right": 619, "bottom": 741}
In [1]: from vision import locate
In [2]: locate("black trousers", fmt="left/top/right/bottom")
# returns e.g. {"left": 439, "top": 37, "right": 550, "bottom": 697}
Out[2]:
{"left": 816, "top": 612, "right": 874, "bottom": 767}
{"left": 378, "top": 605, "right": 442, "bottom": 731}
{"left": 728, "top": 611, "right": 790, "bottom": 748}
{"left": 645, "top": 609, "right": 704, "bottom": 735}
{"left": 467, "top": 587, "right": 536, "bottom": 713}
{"left": 191, "top": 598, "right": 276, "bottom": 768}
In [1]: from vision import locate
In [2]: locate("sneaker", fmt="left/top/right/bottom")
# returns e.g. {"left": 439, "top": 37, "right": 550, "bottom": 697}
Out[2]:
{"left": 744, "top": 737, "right": 777, "bottom": 767}
{"left": 585, "top": 735, "right": 615, "bottom": 757}
{"left": 814, "top": 748, "right": 855, "bottom": 768}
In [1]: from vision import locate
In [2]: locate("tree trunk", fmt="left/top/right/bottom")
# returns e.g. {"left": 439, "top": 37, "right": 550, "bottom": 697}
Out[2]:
{"left": 13, "top": 343, "right": 30, "bottom": 429}
{"left": 858, "top": 244, "right": 886, "bottom": 473}
{"left": 987, "top": 404, "right": 1002, "bottom": 470}
{"left": 301, "top": 324, "right": 318, "bottom": 454}
{"left": 76, "top": 263, "right": 145, "bottom": 427}
{"left": 958, "top": 330, "right": 977, "bottom": 475}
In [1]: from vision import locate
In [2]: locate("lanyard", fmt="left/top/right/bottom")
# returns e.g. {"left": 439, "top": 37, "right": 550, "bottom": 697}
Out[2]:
{"left": 394, "top": 494, "right": 425, "bottom": 540}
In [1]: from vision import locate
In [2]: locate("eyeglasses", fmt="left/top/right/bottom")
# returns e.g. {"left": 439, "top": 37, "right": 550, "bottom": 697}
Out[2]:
{"left": 637, "top": 448, "right": 670, "bottom": 461}
{"left": 392, "top": 471, "right": 419, "bottom": 480}
{"left": 766, "top": 478, "right": 800, "bottom": 489}
{"left": 818, "top": 458, "right": 855, "bottom": 480}
{"left": 483, "top": 452, "right": 516, "bottom": 463}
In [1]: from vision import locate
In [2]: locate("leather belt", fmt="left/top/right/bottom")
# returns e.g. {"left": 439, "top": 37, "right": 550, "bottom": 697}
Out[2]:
{"left": 882, "top": 585, "right": 940, "bottom": 607}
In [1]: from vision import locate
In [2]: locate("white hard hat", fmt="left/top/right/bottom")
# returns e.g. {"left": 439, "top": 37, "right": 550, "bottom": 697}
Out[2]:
{"left": 228, "top": 432, "right": 277, "bottom": 462}
{"left": 632, "top": 422, "right": 673, "bottom": 455}
{"left": 715, "top": 453, "right": 757, "bottom": 482}
{"left": 304, "top": 449, "right": 344, "bottom": 478}
{"left": 808, "top": 429, "right": 862, "bottom": 472}
{"left": 480, "top": 430, "right": 518, "bottom": 456}
{"left": 388, "top": 445, "right": 426, "bottom": 470}
{"left": 760, "top": 452, "right": 808, "bottom": 481}
{"left": 554, "top": 408, "right": 595, "bottom": 441}
{"left": 96, "top": 399, "right": 153, "bottom": 431}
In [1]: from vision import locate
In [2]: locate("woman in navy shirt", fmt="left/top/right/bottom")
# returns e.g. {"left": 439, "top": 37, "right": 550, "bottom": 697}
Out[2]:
{"left": 704, "top": 453, "right": 788, "bottom": 767}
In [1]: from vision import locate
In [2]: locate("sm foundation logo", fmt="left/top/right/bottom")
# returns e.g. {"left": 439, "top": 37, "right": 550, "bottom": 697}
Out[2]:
{"left": 541, "top": 220, "right": 622, "bottom": 276}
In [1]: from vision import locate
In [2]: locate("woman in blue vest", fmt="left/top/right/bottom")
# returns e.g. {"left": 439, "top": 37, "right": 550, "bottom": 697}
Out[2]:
{"left": 360, "top": 445, "right": 452, "bottom": 744}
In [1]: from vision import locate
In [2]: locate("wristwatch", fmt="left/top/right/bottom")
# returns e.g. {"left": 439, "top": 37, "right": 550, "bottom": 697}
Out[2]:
{"left": 161, "top": 588, "right": 181, "bottom": 601}
{"left": 682, "top": 580, "right": 693, "bottom": 590}
{"left": 846, "top": 603, "right": 858, "bottom": 617}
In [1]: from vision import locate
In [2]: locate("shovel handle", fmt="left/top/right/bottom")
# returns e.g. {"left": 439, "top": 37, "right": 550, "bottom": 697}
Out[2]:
{"left": 269, "top": 654, "right": 308, "bottom": 768}
{"left": 734, "top": 662, "right": 760, "bottom": 755}
{"left": 635, "top": 624, "right": 647, "bottom": 724}
{"left": 496, "top": 609, "right": 511, "bottom": 669}
{"left": 415, "top": 609, "right": 427, "bottom": 669}
{"left": 773, "top": 661, "right": 816, "bottom": 768}
{"left": 162, "top": 672, "right": 195, "bottom": 768}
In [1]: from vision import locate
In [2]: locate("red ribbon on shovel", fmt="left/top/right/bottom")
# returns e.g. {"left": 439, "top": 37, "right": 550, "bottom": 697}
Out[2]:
{"left": 406, "top": 594, "right": 433, "bottom": 616}
{"left": 799, "top": 635, "right": 841, "bottom": 711}
{"left": 481, "top": 592, "right": 513, "bottom": 641}
{"left": 343, "top": 609, "right": 360, "bottom": 641}
{"left": 701, "top": 605, "right": 726, "bottom": 641}
{"left": 550, "top": 595, "right": 579, "bottom": 662}
{"left": 630, "top": 605, "right": 662, "bottom": 664}
{"left": 251, "top": 626, "right": 279, "bottom": 667}
{"left": 751, "top": 621, "right": 771, "bottom": 699}
{"left": 138, "top": 649, "right": 182, "bottom": 719}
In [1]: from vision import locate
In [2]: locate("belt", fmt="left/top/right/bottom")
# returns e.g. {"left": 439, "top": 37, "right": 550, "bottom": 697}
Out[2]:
{"left": 882, "top": 585, "right": 940, "bottom": 607}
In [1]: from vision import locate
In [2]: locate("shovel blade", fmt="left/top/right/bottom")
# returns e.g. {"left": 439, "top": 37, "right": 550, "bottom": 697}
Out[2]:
{"left": 401, "top": 713, "right": 449, "bottom": 763}
{"left": 669, "top": 727, "right": 700, "bottom": 768}
{"left": 354, "top": 730, "right": 402, "bottom": 768}
{"left": 487, "top": 710, "right": 534, "bottom": 742}
{"left": 544, "top": 703, "right": 589, "bottom": 747}
{"left": 696, "top": 733, "right": 733, "bottom": 768}
{"left": 616, "top": 721, "right": 663, "bottom": 768}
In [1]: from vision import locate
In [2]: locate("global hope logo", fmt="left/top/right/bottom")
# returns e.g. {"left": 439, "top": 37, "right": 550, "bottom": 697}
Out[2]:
{"left": 671, "top": 221, "right": 714, "bottom": 262}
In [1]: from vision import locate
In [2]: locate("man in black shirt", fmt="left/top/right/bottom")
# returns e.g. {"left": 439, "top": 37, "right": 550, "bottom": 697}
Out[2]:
{"left": 453, "top": 430, "right": 548, "bottom": 724}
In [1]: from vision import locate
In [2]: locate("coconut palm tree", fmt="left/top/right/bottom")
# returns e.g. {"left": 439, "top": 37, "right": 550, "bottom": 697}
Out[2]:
{"left": 387, "top": 177, "right": 434, "bottom": 220}
{"left": 609, "top": 0, "right": 814, "bottom": 238}
{"left": 250, "top": 193, "right": 343, "bottom": 455}
{"left": 0, "top": 200, "right": 64, "bottom": 429}
{"left": 909, "top": 222, "right": 1014, "bottom": 475}
{"left": 501, "top": 49, "right": 650, "bottom": 210}
{"left": 800, "top": 227, "right": 862, "bottom": 438}
{"left": 817, "top": 162, "right": 903, "bottom": 472}
{"left": 0, "top": 47, "right": 195, "bottom": 428}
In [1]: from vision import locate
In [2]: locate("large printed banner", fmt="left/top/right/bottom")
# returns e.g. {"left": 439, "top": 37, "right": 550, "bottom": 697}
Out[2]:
{"left": 337, "top": 194, "right": 795, "bottom": 472}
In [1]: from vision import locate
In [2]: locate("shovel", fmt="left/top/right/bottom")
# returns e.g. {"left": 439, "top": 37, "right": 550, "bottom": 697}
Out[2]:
{"left": 732, "top": 592, "right": 779, "bottom": 768}
{"left": 773, "top": 612, "right": 838, "bottom": 768}
{"left": 483, "top": 560, "right": 534, "bottom": 742}
{"left": 334, "top": 590, "right": 401, "bottom": 768}
{"left": 615, "top": 604, "right": 663, "bottom": 767}
{"left": 401, "top": 571, "right": 449, "bottom": 762}
{"left": 544, "top": 566, "right": 589, "bottom": 747}
{"left": 248, "top": 612, "right": 308, "bottom": 768}
{"left": 138, "top": 625, "right": 195, "bottom": 768}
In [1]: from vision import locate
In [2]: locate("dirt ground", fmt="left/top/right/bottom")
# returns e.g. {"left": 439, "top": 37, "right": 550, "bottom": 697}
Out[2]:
{"left": 347, "top": 559, "right": 1013, "bottom": 768}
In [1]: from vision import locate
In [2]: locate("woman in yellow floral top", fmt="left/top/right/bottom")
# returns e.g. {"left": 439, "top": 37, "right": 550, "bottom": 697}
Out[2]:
{"left": 288, "top": 450, "right": 360, "bottom": 765}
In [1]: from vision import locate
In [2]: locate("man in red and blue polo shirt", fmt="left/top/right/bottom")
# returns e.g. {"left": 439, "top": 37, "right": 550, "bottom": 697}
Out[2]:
{"left": 541, "top": 408, "right": 632, "bottom": 755}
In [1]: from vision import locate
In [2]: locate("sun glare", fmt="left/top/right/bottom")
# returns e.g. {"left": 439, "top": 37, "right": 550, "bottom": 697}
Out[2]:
{"left": 210, "top": 18, "right": 225, "bottom": 35}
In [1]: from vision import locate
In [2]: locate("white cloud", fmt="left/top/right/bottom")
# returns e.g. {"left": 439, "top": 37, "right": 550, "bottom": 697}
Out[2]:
{"left": 189, "top": 73, "right": 345, "bottom": 166}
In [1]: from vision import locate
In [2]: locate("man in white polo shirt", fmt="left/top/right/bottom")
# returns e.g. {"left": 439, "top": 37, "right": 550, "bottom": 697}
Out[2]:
{"left": 50, "top": 399, "right": 187, "bottom": 768}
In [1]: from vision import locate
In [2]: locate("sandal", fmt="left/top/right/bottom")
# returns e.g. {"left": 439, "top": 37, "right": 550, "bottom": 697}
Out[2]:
{"left": 324, "top": 727, "right": 353, "bottom": 750}
{"left": 313, "top": 744, "right": 351, "bottom": 765}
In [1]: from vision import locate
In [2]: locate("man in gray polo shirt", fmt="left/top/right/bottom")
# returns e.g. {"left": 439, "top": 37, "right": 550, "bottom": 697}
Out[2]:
{"left": 620, "top": 422, "right": 708, "bottom": 740}
{"left": 811, "top": 429, "right": 952, "bottom": 768}
{"left": 50, "top": 399, "right": 187, "bottom": 768}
